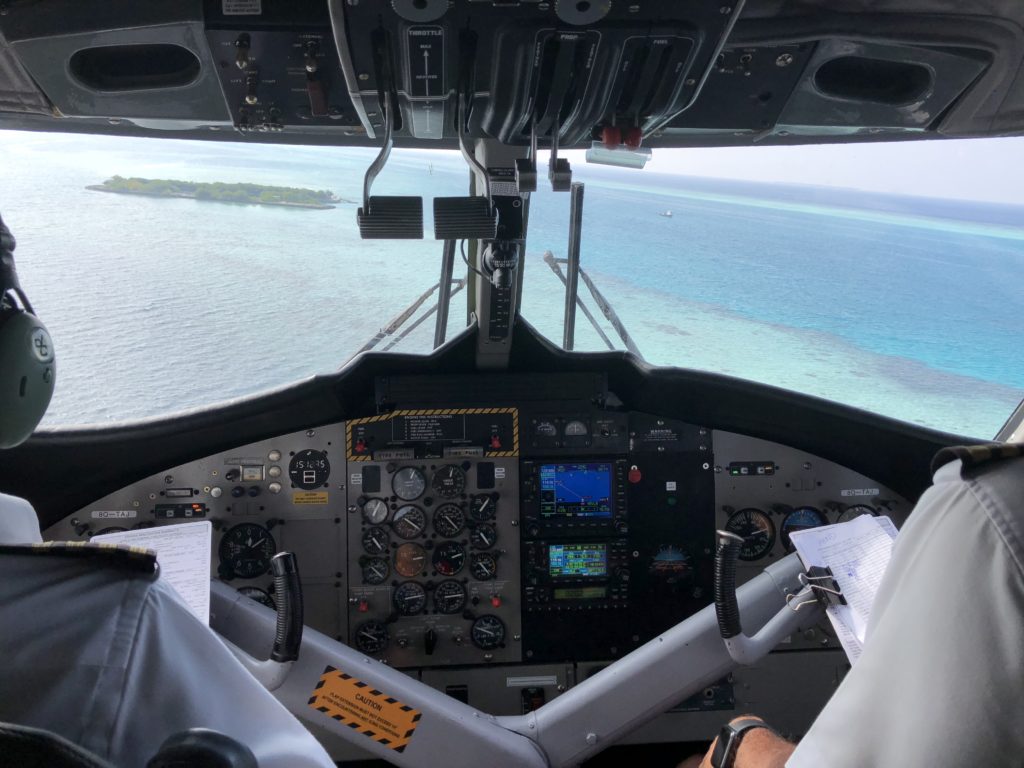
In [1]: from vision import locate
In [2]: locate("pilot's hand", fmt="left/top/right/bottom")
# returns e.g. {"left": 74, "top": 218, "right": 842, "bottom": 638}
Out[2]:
{"left": 678, "top": 715, "right": 794, "bottom": 768}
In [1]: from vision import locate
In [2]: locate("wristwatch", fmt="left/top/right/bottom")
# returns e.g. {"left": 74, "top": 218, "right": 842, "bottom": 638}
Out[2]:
{"left": 710, "top": 717, "right": 779, "bottom": 768}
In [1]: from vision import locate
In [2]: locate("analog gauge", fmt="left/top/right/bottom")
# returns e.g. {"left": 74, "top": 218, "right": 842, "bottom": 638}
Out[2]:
{"left": 432, "top": 541, "right": 466, "bottom": 576}
{"left": 431, "top": 464, "right": 466, "bottom": 498}
{"left": 469, "top": 523, "right": 497, "bottom": 550}
{"left": 781, "top": 506, "right": 829, "bottom": 551}
{"left": 470, "top": 552, "right": 497, "bottom": 580}
{"left": 394, "top": 543, "right": 428, "bottom": 578}
{"left": 392, "top": 505, "right": 426, "bottom": 539}
{"left": 362, "top": 498, "right": 390, "bottom": 525}
{"left": 470, "top": 493, "right": 497, "bottom": 521}
{"left": 724, "top": 508, "right": 776, "bottom": 561}
{"left": 564, "top": 419, "right": 589, "bottom": 436}
{"left": 392, "top": 467, "right": 427, "bottom": 501}
{"left": 393, "top": 581, "right": 427, "bottom": 616}
{"left": 238, "top": 586, "right": 275, "bottom": 610}
{"left": 288, "top": 449, "right": 330, "bottom": 489}
{"left": 432, "top": 504, "right": 466, "bottom": 538}
{"left": 433, "top": 580, "right": 467, "bottom": 614}
{"left": 362, "top": 557, "right": 390, "bottom": 585}
{"left": 836, "top": 504, "right": 877, "bottom": 523}
{"left": 218, "top": 523, "right": 276, "bottom": 579}
{"left": 354, "top": 620, "right": 389, "bottom": 654}
{"left": 534, "top": 420, "right": 557, "bottom": 437}
{"left": 362, "top": 526, "right": 390, "bottom": 556}
{"left": 470, "top": 615, "right": 506, "bottom": 650}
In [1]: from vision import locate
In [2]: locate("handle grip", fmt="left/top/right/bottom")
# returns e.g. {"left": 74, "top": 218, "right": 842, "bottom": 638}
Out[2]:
{"left": 270, "top": 552, "right": 303, "bottom": 663}
{"left": 714, "top": 530, "right": 745, "bottom": 639}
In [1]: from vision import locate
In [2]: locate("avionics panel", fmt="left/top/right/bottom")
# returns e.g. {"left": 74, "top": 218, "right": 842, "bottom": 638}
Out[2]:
{"left": 524, "top": 540, "right": 630, "bottom": 611}
{"left": 521, "top": 459, "right": 627, "bottom": 536}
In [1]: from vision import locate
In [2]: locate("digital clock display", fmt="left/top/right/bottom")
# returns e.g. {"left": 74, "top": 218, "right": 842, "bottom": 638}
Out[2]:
{"left": 288, "top": 449, "right": 330, "bottom": 489}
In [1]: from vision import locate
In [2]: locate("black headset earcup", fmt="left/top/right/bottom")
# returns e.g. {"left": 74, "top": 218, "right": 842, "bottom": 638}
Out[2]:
{"left": 0, "top": 308, "right": 56, "bottom": 449}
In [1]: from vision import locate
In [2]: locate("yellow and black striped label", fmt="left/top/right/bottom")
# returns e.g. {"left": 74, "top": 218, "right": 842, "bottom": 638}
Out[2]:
{"left": 346, "top": 407, "right": 519, "bottom": 460}
{"left": 308, "top": 666, "right": 422, "bottom": 753}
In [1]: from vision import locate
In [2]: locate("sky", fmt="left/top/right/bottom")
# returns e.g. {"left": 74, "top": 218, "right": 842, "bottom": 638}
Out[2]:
{"left": 4, "top": 128, "right": 1024, "bottom": 206}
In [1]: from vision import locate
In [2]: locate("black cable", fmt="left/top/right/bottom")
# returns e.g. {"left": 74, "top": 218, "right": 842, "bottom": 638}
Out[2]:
{"left": 460, "top": 239, "right": 489, "bottom": 280}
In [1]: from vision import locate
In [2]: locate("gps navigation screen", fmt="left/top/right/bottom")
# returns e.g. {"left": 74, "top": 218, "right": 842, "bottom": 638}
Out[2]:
{"left": 548, "top": 543, "right": 608, "bottom": 578}
{"left": 539, "top": 462, "right": 613, "bottom": 519}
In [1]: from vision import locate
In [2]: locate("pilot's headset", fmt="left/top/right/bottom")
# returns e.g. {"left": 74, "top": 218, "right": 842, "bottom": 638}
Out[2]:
{"left": 0, "top": 212, "right": 56, "bottom": 448}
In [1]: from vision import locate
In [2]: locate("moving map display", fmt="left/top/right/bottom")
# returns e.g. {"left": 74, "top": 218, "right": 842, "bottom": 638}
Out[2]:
{"left": 539, "top": 463, "right": 613, "bottom": 519}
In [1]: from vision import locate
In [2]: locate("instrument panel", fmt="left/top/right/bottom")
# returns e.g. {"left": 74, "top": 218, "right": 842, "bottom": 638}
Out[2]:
{"left": 43, "top": 389, "right": 909, "bottom": 744}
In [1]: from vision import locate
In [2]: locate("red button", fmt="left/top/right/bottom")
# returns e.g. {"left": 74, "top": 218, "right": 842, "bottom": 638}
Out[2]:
{"left": 355, "top": 439, "right": 367, "bottom": 454}
{"left": 490, "top": 595, "right": 502, "bottom": 608}
{"left": 628, "top": 466, "right": 642, "bottom": 484}
{"left": 490, "top": 435, "right": 502, "bottom": 450}
{"left": 358, "top": 599, "right": 369, "bottom": 613}
{"left": 601, "top": 125, "right": 622, "bottom": 149}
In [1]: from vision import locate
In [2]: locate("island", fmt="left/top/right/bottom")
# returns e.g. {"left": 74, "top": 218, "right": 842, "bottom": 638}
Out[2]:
{"left": 86, "top": 176, "right": 350, "bottom": 209}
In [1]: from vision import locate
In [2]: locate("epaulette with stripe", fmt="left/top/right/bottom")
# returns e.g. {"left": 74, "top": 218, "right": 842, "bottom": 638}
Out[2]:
{"left": 0, "top": 540, "right": 158, "bottom": 576}
{"left": 931, "top": 443, "right": 1024, "bottom": 477}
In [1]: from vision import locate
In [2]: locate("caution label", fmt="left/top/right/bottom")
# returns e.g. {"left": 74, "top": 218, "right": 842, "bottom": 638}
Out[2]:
{"left": 308, "top": 666, "right": 422, "bottom": 752}
{"left": 292, "top": 492, "right": 329, "bottom": 505}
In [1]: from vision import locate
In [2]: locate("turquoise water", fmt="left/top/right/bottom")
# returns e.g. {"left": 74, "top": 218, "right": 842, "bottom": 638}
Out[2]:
{"left": 1, "top": 131, "right": 1021, "bottom": 437}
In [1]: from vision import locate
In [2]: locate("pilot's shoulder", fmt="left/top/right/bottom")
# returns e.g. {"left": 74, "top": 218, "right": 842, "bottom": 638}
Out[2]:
{"left": 0, "top": 540, "right": 158, "bottom": 577}
{"left": 930, "top": 442, "right": 1024, "bottom": 480}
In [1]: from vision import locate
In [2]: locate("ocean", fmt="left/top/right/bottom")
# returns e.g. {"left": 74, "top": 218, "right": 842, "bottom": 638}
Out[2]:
{"left": 1, "top": 131, "right": 1021, "bottom": 438}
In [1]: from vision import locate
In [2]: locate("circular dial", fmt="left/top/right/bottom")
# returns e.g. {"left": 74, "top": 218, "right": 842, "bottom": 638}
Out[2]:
{"left": 392, "top": 467, "right": 427, "bottom": 501}
{"left": 354, "top": 620, "right": 389, "bottom": 654}
{"left": 218, "top": 523, "right": 276, "bottom": 579}
{"left": 534, "top": 420, "right": 557, "bottom": 437}
{"left": 470, "top": 615, "right": 506, "bottom": 650}
{"left": 288, "top": 449, "right": 330, "bottom": 489}
{"left": 432, "top": 541, "right": 466, "bottom": 576}
{"left": 432, "top": 464, "right": 466, "bottom": 498}
{"left": 393, "top": 581, "right": 427, "bottom": 616}
{"left": 470, "top": 552, "right": 497, "bottom": 580}
{"left": 392, "top": 505, "right": 426, "bottom": 539}
{"left": 432, "top": 504, "right": 466, "bottom": 538}
{"left": 238, "top": 586, "right": 275, "bottom": 610}
{"left": 564, "top": 419, "right": 589, "bottom": 436}
{"left": 362, "top": 526, "right": 390, "bottom": 556}
{"left": 836, "top": 504, "right": 877, "bottom": 523}
{"left": 781, "top": 506, "right": 829, "bottom": 551}
{"left": 433, "top": 580, "right": 467, "bottom": 614}
{"left": 724, "top": 508, "right": 776, "bottom": 561}
{"left": 394, "top": 543, "right": 428, "bottom": 578}
{"left": 361, "top": 556, "right": 390, "bottom": 585}
{"left": 470, "top": 493, "right": 497, "bottom": 521}
{"left": 362, "top": 498, "right": 390, "bottom": 525}
{"left": 469, "top": 523, "right": 497, "bottom": 550}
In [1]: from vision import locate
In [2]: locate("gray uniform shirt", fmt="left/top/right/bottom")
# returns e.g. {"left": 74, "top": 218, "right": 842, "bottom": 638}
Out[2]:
{"left": 0, "top": 493, "right": 335, "bottom": 768}
{"left": 788, "top": 455, "right": 1024, "bottom": 766}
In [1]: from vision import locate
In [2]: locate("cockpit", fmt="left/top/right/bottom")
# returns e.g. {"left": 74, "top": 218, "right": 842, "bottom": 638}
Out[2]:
{"left": 1, "top": 1, "right": 1023, "bottom": 766}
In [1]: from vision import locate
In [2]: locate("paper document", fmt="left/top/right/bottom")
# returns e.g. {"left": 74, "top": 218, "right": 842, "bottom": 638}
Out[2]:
{"left": 93, "top": 521, "right": 212, "bottom": 625}
{"left": 789, "top": 514, "right": 898, "bottom": 664}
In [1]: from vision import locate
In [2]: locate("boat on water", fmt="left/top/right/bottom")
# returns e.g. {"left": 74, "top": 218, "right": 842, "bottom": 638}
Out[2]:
{"left": 1, "top": 1, "right": 1023, "bottom": 767}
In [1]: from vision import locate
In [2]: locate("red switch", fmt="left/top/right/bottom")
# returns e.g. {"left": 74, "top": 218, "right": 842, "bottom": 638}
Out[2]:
{"left": 623, "top": 126, "right": 643, "bottom": 149}
{"left": 490, "top": 595, "right": 502, "bottom": 608}
{"left": 601, "top": 125, "right": 622, "bottom": 149}
{"left": 489, "top": 435, "right": 502, "bottom": 450}
{"left": 354, "top": 439, "right": 367, "bottom": 454}
{"left": 628, "top": 465, "right": 642, "bottom": 484}
{"left": 358, "top": 599, "right": 369, "bottom": 613}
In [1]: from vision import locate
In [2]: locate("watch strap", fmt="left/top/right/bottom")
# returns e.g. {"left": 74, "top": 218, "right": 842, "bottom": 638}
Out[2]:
{"left": 710, "top": 718, "right": 778, "bottom": 768}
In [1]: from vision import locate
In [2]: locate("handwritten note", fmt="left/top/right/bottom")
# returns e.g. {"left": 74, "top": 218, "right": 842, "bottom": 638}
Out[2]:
{"left": 790, "top": 514, "right": 898, "bottom": 663}
{"left": 93, "top": 521, "right": 212, "bottom": 625}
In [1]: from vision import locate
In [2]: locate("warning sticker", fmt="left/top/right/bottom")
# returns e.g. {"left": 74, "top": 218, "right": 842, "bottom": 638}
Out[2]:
{"left": 292, "top": 492, "right": 329, "bottom": 505}
{"left": 308, "top": 666, "right": 422, "bottom": 752}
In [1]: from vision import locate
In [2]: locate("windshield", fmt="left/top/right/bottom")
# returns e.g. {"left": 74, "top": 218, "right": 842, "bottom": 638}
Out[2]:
{"left": 2, "top": 130, "right": 1021, "bottom": 436}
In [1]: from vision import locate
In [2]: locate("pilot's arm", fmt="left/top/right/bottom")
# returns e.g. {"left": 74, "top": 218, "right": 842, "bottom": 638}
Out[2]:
{"left": 687, "top": 450, "right": 1024, "bottom": 768}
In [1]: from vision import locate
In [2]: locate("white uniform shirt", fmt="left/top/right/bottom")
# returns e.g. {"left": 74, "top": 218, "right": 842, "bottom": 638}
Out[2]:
{"left": 788, "top": 455, "right": 1024, "bottom": 767}
{"left": 0, "top": 493, "right": 336, "bottom": 768}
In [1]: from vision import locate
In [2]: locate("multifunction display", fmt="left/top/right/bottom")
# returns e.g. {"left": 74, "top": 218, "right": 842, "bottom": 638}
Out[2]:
{"left": 548, "top": 543, "right": 607, "bottom": 578}
{"left": 539, "top": 462, "right": 613, "bottom": 519}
